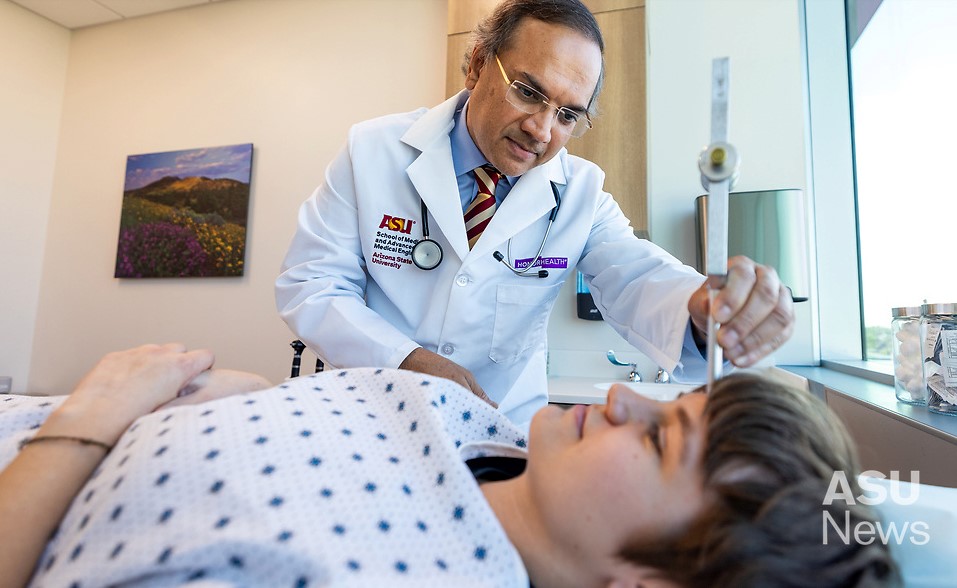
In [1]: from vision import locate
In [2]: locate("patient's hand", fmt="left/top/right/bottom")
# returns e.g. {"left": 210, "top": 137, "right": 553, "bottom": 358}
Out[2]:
{"left": 47, "top": 344, "right": 215, "bottom": 445}
{"left": 159, "top": 369, "right": 272, "bottom": 410}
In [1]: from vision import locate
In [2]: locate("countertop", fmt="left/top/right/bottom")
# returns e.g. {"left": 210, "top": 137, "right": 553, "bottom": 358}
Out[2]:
{"left": 547, "top": 366, "right": 806, "bottom": 405}
{"left": 547, "top": 376, "right": 696, "bottom": 405}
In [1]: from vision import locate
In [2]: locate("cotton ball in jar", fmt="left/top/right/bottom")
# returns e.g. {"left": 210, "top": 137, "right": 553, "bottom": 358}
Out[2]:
{"left": 891, "top": 308, "right": 925, "bottom": 403}
{"left": 906, "top": 376, "right": 925, "bottom": 396}
{"left": 899, "top": 337, "right": 920, "bottom": 358}
{"left": 901, "top": 320, "right": 920, "bottom": 337}
{"left": 895, "top": 360, "right": 919, "bottom": 383}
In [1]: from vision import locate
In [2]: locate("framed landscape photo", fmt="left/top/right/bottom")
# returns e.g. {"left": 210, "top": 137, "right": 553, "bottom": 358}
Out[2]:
{"left": 114, "top": 143, "right": 254, "bottom": 278}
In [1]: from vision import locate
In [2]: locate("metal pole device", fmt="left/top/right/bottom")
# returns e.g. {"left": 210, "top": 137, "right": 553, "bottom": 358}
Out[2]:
{"left": 698, "top": 57, "right": 740, "bottom": 393}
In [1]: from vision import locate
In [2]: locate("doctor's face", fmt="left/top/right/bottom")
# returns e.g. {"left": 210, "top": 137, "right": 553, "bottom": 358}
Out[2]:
{"left": 523, "top": 387, "right": 708, "bottom": 581}
{"left": 464, "top": 18, "right": 601, "bottom": 177}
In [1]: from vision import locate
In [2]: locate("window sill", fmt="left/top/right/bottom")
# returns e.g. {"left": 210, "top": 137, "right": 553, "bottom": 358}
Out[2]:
{"left": 781, "top": 364, "right": 957, "bottom": 445}
{"left": 820, "top": 359, "right": 894, "bottom": 386}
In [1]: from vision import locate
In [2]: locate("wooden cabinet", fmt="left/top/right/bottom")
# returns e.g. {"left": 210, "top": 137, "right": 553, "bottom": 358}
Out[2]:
{"left": 446, "top": 0, "right": 647, "bottom": 230}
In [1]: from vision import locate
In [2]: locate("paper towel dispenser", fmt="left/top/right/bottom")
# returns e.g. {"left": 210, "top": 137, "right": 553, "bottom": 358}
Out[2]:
{"left": 695, "top": 189, "right": 809, "bottom": 302}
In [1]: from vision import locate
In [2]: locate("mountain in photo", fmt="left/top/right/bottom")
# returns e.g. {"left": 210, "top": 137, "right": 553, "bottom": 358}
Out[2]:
{"left": 125, "top": 176, "right": 251, "bottom": 226}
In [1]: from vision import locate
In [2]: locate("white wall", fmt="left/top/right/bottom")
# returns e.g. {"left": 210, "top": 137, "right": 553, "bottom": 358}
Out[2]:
{"left": 548, "top": 0, "right": 816, "bottom": 380}
{"left": 25, "top": 0, "right": 448, "bottom": 393}
{"left": 7, "top": 0, "right": 816, "bottom": 394}
{"left": 0, "top": 1, "right": 70, "bottom": 393}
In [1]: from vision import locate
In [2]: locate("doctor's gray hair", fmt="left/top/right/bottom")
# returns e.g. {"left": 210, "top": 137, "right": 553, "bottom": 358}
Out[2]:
{"left": 464, "top": 0, "right": 605, "bottom": 115}
{"left": 620, "top": 374, "right": 900, "bottom": 587}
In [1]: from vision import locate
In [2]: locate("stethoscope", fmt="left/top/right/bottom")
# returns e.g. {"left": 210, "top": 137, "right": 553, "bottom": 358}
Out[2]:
{"left": 410, "top": 181, "right": 562, "bottom": 279}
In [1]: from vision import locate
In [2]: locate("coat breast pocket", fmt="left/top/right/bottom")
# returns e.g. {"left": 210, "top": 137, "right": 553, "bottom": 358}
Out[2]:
{"left": 489, "top": 282, "right": 563, "bottom": 365}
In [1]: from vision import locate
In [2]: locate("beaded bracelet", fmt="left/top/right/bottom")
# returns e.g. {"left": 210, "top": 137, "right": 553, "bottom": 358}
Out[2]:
{"left": 18, "top": 435, "right": 113, "bottom": 452}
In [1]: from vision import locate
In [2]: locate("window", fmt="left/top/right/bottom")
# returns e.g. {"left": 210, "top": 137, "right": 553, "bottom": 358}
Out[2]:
{"left": 848, "top": 0, "right": 957, "bottom": 359}
{"left": 804, "top": 0, "right": 956, "bottom": 367}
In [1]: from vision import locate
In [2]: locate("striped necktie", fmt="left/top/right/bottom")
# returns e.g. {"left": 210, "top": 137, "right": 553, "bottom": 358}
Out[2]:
{"left": 464, "top": 165, "right": 501, "bottom": 249}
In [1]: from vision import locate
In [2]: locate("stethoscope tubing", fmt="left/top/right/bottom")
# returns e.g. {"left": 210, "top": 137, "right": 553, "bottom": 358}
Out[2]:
{"left": 411, "top": 199, "right": 443, "bottom": 270}
{"left": 411, "top": 181, "right": 562, "bottom": 278}
{"left": 496, "top": 181, "right": 561, "bottom": 278}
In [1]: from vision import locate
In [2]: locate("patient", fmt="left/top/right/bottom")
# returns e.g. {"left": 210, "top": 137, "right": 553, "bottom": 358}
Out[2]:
{"left": 0, "top": 344, "right": 898, "bottom": 587}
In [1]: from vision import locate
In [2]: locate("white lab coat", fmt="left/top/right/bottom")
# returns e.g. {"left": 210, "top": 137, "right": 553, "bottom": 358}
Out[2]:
{"left": 276, "top": 91, "right": 706, "bottom": 425}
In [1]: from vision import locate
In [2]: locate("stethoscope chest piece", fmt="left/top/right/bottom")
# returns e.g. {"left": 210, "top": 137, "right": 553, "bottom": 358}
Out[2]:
{"left": 411, "top": 238, "right": 443, "bottom": 270}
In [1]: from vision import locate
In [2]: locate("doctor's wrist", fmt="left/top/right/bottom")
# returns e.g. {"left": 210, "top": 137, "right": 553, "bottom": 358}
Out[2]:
{"left": 398, "top": 347, "right": 427, "bottom": 371}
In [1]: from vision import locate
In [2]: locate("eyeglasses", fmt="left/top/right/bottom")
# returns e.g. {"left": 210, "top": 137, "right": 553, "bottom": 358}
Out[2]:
{"left": 495, "top": 55, "right": 593, "bottom": 138}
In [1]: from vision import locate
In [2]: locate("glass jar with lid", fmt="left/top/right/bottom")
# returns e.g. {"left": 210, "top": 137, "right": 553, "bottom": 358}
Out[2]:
{"left": 920, "top": 302, "right": 957, "bottom": 415}
{"left": 892, "top": 306, "right": 924, "bottom": 404}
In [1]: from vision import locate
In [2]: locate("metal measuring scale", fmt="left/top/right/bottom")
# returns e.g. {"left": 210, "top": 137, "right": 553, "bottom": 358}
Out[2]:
{"left": 698, "top": 57, "right": 740, "bottom": 393}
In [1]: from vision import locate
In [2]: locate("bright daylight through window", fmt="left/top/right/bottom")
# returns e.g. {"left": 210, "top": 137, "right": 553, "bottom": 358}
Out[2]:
{"left": 848, "top": 0, "right": 957, "bottom": 359}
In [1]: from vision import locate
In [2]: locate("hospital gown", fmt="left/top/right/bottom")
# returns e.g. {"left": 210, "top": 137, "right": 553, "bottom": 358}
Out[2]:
{"left": 0, "top": 368, "right": 531, "bottom": 587}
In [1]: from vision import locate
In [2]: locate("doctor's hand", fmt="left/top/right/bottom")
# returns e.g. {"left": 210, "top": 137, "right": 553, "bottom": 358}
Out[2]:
{"left": 687, "top": 256, "right": 795, "bottom": 367}
{"left": 399, "top": 348, "right": 497, "bottom": 408}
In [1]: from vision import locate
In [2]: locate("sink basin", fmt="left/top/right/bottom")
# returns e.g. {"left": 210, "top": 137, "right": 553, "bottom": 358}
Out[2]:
{"left": 594, "top": 381, "right": 699, "bottom": 401}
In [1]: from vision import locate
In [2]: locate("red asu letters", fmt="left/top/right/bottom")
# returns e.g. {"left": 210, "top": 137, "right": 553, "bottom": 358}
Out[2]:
{"left": 378, "top": 215, "right": 415, "bottom": 234}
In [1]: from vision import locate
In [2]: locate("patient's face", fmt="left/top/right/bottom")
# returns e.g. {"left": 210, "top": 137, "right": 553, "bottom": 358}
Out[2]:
{"left": 524, "top": 387, "right": 709, "bottom": 576}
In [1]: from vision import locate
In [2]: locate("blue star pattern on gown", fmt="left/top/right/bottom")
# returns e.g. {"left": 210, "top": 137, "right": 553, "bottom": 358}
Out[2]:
{"left": 0, "top": 368, "right": 531, "bottom": 587}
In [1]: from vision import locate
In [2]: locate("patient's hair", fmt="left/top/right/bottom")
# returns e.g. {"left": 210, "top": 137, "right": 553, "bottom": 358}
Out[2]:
{"left": 620, "top": 374, "right": 900, "bottom": 587}
{"left": 464, "top": 0, "right": 605, "bottom": 114}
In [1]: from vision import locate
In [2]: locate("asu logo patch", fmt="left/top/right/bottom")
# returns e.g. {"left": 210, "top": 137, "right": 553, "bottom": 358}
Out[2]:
{"left": 372, "top": 213, "right": 417, "bottom": 270}
{"left": 378, "top": 214, "right": 415, "bottom": 234}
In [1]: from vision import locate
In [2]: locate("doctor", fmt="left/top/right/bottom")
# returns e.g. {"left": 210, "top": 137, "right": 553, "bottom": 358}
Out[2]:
{"left": 276, "top": 0, "right": 794, "bottom": 426}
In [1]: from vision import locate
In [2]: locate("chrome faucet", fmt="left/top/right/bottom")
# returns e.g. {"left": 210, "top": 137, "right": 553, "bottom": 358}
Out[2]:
{"left": 606, "top": 350, "right": 641, "bottom": 382}
{"left": 655, "top": 368, "right": 671, "bottom": 384}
